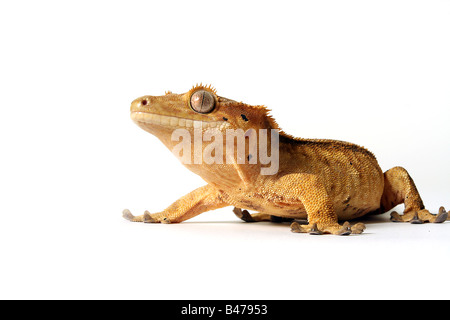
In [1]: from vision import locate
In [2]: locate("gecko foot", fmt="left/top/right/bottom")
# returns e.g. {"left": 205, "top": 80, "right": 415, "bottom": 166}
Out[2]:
{"left": 123, "top": 209, "right": 149, "bottom": 222}
{"left": 290, "top": 221, "right": 365, "bottom": 235}
{"left": 390, "top": 208, "right": 448, "bottom": 223}
{"left": 122, "top": 209, "right": 168, "bottom": 223}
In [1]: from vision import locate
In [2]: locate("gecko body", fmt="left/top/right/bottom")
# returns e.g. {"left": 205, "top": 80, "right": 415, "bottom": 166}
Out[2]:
{"left": 123, "top": 85, "right": 448, "bottom": 235}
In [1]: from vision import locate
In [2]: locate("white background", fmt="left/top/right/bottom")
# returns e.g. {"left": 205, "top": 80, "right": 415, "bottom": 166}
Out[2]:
{"left": 1, "top": 1, "right": 449, "bottom": 300}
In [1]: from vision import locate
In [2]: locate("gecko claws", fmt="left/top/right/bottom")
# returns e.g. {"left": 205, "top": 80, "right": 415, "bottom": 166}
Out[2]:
{"left": 309, "top": 223, "right": 323, "bottom": 235}
{"left": 410, "top": 212, "right": 424, "bottom": 224}
{"left": 122, "top": 209, "right": 135, "bottom": 221}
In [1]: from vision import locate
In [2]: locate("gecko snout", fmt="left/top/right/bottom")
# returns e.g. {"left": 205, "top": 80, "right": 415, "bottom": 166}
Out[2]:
{"left": 130, "top": 96, "right": 153, "bottom": 112}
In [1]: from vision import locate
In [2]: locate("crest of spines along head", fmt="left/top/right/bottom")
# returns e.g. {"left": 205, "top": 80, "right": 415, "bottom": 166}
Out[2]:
{"left": 188, "top": 83, "right": 218, "bottom": 96}
{"left": 166, "top": 84, "right": 284, "bottom": 133}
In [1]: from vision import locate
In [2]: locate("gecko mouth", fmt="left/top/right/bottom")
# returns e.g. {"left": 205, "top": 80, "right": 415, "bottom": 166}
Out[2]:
{"left": 131, "top": 112, "right": 231, "bottom": 129}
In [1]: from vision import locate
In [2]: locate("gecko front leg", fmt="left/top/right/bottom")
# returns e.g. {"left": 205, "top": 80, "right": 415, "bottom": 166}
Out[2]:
{"left": 123, "top": 185, "right": 228, "bottom": 223}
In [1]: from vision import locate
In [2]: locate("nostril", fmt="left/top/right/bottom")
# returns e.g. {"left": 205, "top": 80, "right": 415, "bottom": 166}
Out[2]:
{"left": 141, "top": 99, "right": 148, "bottom": 106}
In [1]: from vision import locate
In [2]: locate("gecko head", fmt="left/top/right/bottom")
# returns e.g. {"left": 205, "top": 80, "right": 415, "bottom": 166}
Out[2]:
{"left": 130, "top": 84, "right": 280, "bottom": 145}
{"left": 130, "top": 84, "right": 282, "bottom": 177}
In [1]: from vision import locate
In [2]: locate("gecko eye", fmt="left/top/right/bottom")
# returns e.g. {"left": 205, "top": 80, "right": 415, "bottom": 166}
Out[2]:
{"left": 190, "top": 90, "right": 215, "bottom": 114}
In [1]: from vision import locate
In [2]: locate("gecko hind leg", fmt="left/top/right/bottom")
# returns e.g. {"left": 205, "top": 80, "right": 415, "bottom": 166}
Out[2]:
{"left": 381, "top": 167, "right": 449, "bottom": 224}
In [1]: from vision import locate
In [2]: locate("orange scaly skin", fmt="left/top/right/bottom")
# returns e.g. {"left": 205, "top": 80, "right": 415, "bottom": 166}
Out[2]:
{"left": 123, "top": 85, "right": 449, "bottom": 235}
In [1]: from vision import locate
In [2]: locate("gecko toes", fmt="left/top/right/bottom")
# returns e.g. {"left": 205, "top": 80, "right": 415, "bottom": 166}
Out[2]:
{"left": 390, "top": 207, "right": 448, "bottom": 223}
{"left": 410, "top": 212, "right": 424, "bottom": 224}
{"left": 233, "top": 207, "right": 255, "bottom": 222}
{"left": 122, "top": 209, "right": 135, "bottom": 221}
{"left": 337, "top": 221, "right": 352, "bottom": 236}
{"left": 351, "top": 222, "right": 366, "bottom": 234}
{"left": 309, "top": 223, "right": 323, "bottom": 235}
{"left": 390, "top": 211, "right": 403, "bottom": 222}
{"left": 290, "top": 222, "right": 306, "bottom": 233}
{"left": 143, "top": 210, "right": 157, "bottom": 223}
{"left": 434, "top": 207, "right": 448, "bottom": 223}
{"left": 292, "top": 221, "right": 364, "bottom": 235}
